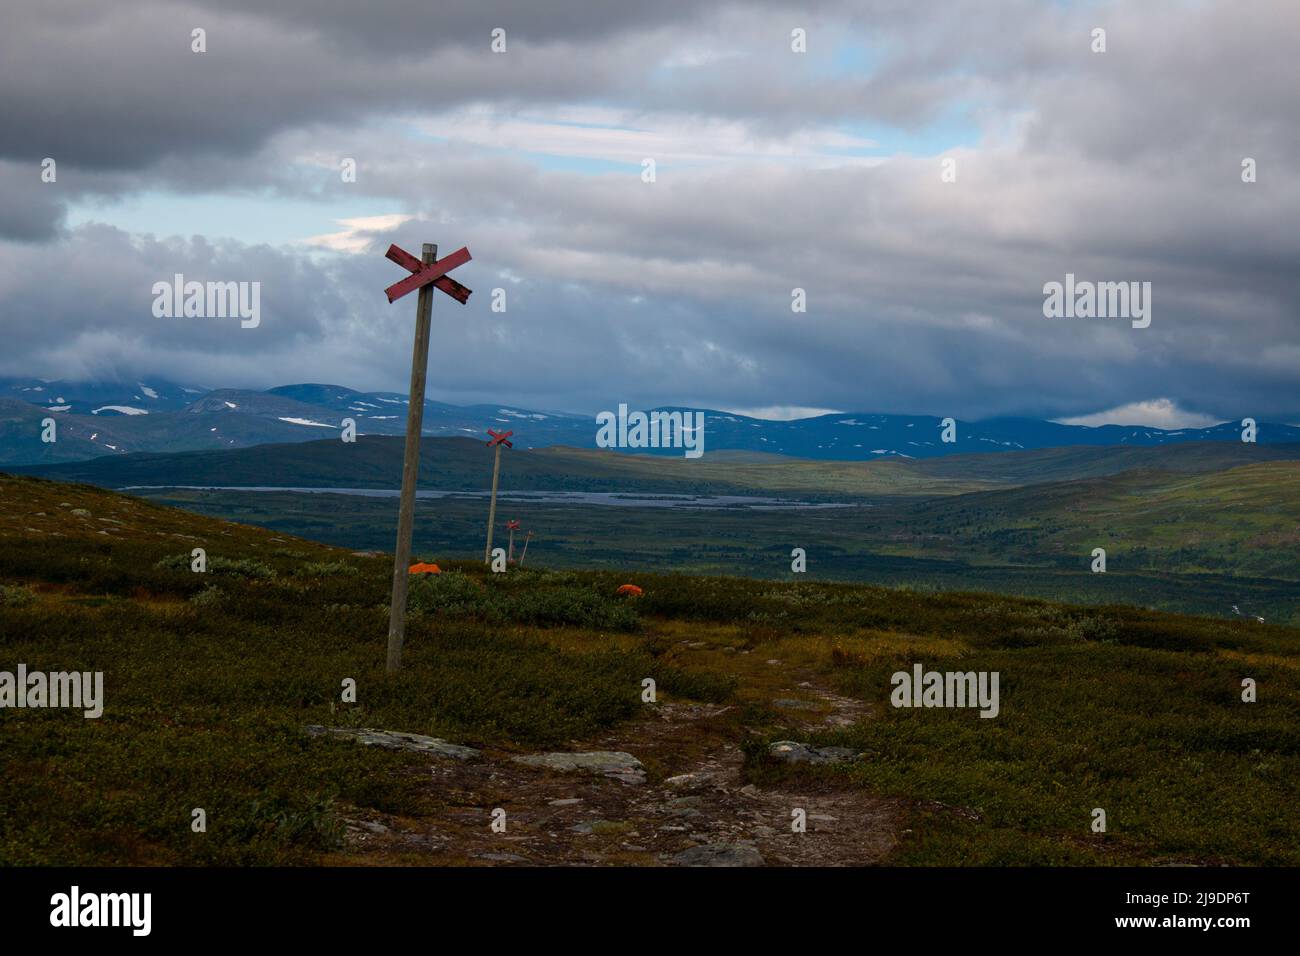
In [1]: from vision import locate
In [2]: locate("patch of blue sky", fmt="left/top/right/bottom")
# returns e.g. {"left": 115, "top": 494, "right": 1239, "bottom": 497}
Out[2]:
{"left": 838, "top": 102, "right": 984, "bottom": 158}
{"left": 524, "top": 153, "right": 639, "bottom": 174}
{"left": 824, "top": 40, "right": 878, "bottom": 77}
{"left": 518, "top": 114, "right": 651, "bottom": 134}
{"left": 63, "top": 190, "right": 391, "bottom": 246}
{"left": 416, "top": 123, "right": 640, "bottom": 174}
{"left": 813, "top": 39, "right": 984, "bottom": 155}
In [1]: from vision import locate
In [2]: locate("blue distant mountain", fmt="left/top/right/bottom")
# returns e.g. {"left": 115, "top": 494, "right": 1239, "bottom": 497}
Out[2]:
{"left": 0, "top": 377, "right": 1297, "bottom": 467}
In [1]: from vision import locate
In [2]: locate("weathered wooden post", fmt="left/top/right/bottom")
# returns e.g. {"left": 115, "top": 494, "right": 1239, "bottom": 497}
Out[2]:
{"left": 483, "top": 428, "right": 513, "bottom": 563}
{"left": 506, "top": 519, "right": 520, "bottom": 563}
{"left": 381, "top": 241, "right": 473, "bottom": 672}
{"left": 518, "top": 529, "right": 533, "bottom": 567}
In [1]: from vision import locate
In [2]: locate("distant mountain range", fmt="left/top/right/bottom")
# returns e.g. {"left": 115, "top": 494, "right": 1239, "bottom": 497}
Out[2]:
{"left": 2, "top": 376, "right": 1298, "bottom": 467}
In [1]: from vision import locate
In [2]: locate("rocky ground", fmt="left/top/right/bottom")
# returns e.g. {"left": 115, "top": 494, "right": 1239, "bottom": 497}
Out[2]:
{"left": 318, "top": 660, "right": 900, "bottom": 867}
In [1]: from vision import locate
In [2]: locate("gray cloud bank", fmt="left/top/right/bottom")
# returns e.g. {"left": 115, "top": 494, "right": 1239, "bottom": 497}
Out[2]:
{"left": 0, "top": 0, "right": 1296, "bottom": 421}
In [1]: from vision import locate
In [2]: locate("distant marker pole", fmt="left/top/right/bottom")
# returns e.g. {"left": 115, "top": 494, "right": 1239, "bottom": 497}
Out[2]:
{"left": 518, "top": 530, "right": 533, "bottom": 567}
{"left": 483, "top": 429, "right": 513, "bottom": 563}
{"left": 382, "top": 240, "right": 473, "bottom": 672}
{"left": 506, "top": 519, "right": 520, "bottom": 563}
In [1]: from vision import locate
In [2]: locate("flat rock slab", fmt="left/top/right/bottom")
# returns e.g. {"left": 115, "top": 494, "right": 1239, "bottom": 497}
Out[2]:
{"left": 664, "top": 772, "right": 715, "bottom": 788}
{"left": 306, "top": 726, "right": 480, "bottom": 760}
{"left": 512, "top": 751, "right": 646, "bottom": 784}
{"left": 569, "top": 820, "right": 631, "bottom": 836}
{"left": 773, "top": 698, "right": 816, "bottom": 710}
{"left": 768, "top": 740, "right": 860, "bottom": 765}
{"left": 671, "top": 843, "right": 765, "bottom": 867}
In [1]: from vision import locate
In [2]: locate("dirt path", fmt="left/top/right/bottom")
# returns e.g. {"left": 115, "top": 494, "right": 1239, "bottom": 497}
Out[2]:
{"left": 329, "top": 656, "right": 901, "bottom": 866}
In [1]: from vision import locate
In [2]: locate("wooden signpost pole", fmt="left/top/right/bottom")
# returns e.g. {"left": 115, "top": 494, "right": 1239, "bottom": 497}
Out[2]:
{"left": 483, "top": 429, "right": 513, "bottom": 564}
{"left": 506, "top": 519, "right": 520, "bottom": 563}
{"left": 484, "top": 443, "right": 501, "bottom": 563}
{"left": 386, "top": 243, "right": 436, "bottom": 673}
{"left": 381, "top": 241, "right": 473, "bottom": 672}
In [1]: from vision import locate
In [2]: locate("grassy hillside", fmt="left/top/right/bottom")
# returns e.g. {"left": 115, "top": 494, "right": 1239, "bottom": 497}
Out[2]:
{"left": 22, "top": 436, "right": 1300, "bottom": 500}
{"left": 113, "top": 447, "right": 1300, "bottom": 624}
{"left": 2, "top": 474, "right": 1299, "bottom": 866}
{"left": 893, "top": 461, "right": 1300, "bottom": 580}
{"left": 15, "top": 435, "right": 997, "bottom": 499}
{"left": 910, "top": 441, "right": 1300, "bottom": 483}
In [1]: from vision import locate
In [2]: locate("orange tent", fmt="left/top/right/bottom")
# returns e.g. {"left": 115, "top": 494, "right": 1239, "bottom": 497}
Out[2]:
{"left": 616, "top": 584, "right": 643, "bottom": 597}
{"left": 408, "top": 562, "right": 442, "bottom": 575}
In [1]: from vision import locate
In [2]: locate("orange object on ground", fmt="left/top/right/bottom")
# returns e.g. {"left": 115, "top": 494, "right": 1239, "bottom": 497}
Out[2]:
{"left": 616, "top": 584, "right": 643, "bottom": 597}
{"left": 408, "top": 562, "right": 442, "bottom": 575}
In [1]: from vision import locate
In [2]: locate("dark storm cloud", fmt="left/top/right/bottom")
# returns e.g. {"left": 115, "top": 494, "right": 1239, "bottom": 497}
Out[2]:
{"left": 0, "top": 0, "right": 841, "bottom": 174}
{"left": 0, "top": 0, "right": 1071, "bottom": 182}
{"left": 0, "top": 0, "right": 1296, "bottom": 421}
{"left": 0, "top": 162, "right": 64, "bottom": 241}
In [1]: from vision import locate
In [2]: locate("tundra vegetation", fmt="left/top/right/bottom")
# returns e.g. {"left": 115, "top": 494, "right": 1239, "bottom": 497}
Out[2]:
{"left": 1, "top": 473, "right": 1298, "bottom": 866}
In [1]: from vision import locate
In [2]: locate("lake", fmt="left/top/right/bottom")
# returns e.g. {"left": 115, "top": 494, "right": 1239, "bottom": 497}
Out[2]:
{"left": 120, "top": 486, "right": 855, "bottom": 511}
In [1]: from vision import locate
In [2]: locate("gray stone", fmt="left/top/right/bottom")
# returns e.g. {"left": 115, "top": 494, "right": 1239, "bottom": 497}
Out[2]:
{"left": 306, "top": 725, "right": 480, "bottom": 760}
{"left": 768, "top": 740, "right": 860, "bottom": 765}
{"left": 569, "top": 819, "right": 629, "bottom": 835}
{"left": 773, "top": 698, "right": 815, "bottom": 710}
{"left": 664, "top": 773, "right": 702, "bottom": 788}
{"left": 814, "top": 746, "right": 860, "bottom": 761}
{"left": 671, "top": 843, "right": 765, "bottom": 867}
{"left": 512, "top": 751, "right": 645, "bottom": 784}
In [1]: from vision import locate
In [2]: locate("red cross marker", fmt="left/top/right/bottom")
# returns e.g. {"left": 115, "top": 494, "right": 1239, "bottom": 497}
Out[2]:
{"left": 487, "top": 428, "right": 514, "bottom": 448}
{"left": 384, "top": 244, "right": 473, "bottom": 304}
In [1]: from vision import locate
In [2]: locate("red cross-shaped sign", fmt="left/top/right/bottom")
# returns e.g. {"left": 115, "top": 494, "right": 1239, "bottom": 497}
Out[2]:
{"left": 487, "top": 428, "right": 513, "bottom": 448}
{"left": 384, "top": 244, "right": 473, "bottom": 304}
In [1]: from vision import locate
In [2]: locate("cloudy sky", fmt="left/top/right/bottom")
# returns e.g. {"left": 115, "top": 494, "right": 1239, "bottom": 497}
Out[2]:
{"left": 1, "top": 0, "right": 1297, "bottom": 425}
